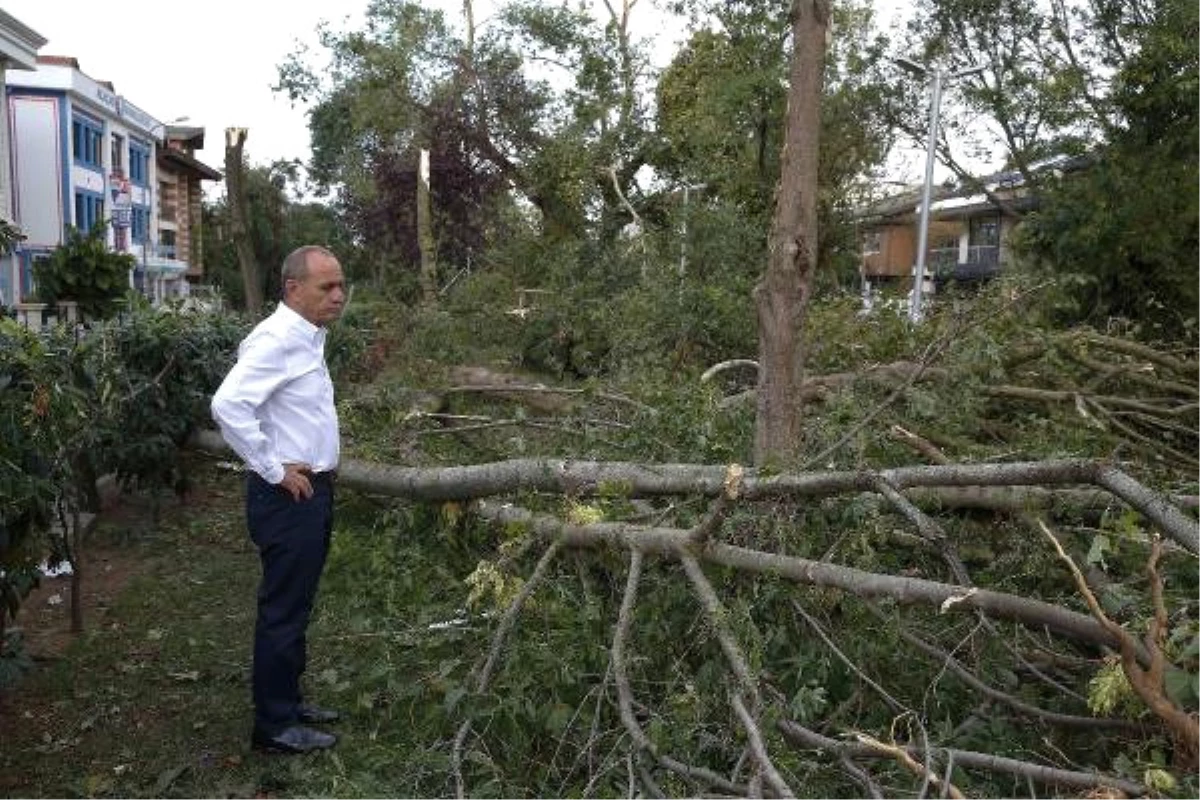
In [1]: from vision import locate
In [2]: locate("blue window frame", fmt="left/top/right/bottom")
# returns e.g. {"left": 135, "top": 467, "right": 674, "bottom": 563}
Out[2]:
{"left": 73, "top": 190, "right": 105, "bottom": 233}
{"left": 130, "top": 207, "right": 150, "bottom": 243}
{"left": 129, "top": 138, "right": 151, "bottom": 186}
{"left": 71, "top": 114, "right": 104, "bottom": 169}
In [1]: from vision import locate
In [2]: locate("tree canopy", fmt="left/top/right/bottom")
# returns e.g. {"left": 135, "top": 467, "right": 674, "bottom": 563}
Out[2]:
{"left": 1015, "top": 0, "right": 1199, "bottom": 337}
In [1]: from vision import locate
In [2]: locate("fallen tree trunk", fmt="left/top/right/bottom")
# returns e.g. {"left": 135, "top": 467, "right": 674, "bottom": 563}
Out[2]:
{"left": 186, "top": 428, "right": 1189, "bottom": 792}
{"left": 188, "top": 429, "right": 1198, "bottom": 554}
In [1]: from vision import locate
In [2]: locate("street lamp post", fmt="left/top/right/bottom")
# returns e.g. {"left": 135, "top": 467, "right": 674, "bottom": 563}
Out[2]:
{"left": 895, "top": 58, "right": 985, "bottom": 323}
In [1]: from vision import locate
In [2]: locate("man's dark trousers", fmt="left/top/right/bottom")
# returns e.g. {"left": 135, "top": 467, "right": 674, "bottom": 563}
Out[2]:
{"left": 246, "top": 472, "right": 334, "bottom": 732}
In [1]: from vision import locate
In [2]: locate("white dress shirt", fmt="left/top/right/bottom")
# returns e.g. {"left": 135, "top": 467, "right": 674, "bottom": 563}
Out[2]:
{"left": 211, "top": 303, "right": 340, "bottom": 484}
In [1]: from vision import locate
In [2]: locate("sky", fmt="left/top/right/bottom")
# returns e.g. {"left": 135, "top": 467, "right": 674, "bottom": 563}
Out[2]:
{"left": 2, "top": 0, "right": 939, "bottom": 198}
{"left": 2, "top": 0, "right": 370, "bottom": 178}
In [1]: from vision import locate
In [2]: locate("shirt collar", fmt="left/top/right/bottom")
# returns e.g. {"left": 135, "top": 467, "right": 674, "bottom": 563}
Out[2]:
{"left": 276, "top": 302, "right": 326, "bottom": 347}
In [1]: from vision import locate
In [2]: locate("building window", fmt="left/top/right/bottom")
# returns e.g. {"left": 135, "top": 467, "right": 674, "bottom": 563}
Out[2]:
{"left": 23, "top": 252, "right": 52, "bottom": 302}
{"left": 73, "top": 191, "right": 105, "bottom": 233}
{"left": 159, "top": 179, "right": 178, "bottom": 222}
{"left": 969, "top": 216, "right": 1000, "bottom": 248}
{"left": 129, "top": 139, "right": 151, "bottom": 186}
{"left": 131, "top": 207, "right": 150, "bottom": 244}
{"left": 862, "top": 230, "right": 881, "bottom": 254}
{"left": 111, "top": 133, "right": 125, "bottom": 175}
{"left": 71, "top": 114, "right": 104, "bottom": 169}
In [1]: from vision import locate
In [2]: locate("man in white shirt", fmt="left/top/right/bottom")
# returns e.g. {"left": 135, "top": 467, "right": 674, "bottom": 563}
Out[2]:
{"left": 211, "top": 245, "right": 346, "bottom": 754}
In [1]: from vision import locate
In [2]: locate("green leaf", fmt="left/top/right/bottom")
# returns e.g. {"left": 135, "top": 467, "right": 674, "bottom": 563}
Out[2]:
{"left": 1163, "top": 667, "right": 1199, "bottom": 707}
{"left": 1085, "top": 533, "right": 1110, "bottom": 567}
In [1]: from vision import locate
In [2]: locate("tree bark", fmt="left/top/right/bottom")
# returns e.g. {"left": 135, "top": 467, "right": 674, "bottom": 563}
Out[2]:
{"left": 224, "top": 128, "right": 263, "bottom": 315}
{"left": 754, "top": 0, "right": 829, "bottom": 466}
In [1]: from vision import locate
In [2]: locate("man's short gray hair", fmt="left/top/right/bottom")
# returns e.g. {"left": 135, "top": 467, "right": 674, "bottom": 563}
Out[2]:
{"left": 281, "top": 245, "right": 336, "bottom": 284}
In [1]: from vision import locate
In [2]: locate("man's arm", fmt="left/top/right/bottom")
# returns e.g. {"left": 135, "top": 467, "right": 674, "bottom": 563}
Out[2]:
{"left": 211, "top": 332, "right": 289, "bottom": 485}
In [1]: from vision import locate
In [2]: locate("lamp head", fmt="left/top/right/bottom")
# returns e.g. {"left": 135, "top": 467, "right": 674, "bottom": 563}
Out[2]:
{"left": 894, "top": 57, "right": 927, "bottom": 76}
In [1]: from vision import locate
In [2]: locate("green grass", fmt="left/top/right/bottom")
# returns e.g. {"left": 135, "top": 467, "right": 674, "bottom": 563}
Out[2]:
{"left": 0, "top": 456, "right": 542, "bottom": 798}
{"left": 0, "top": 458, "right": 428, "bottom": 797}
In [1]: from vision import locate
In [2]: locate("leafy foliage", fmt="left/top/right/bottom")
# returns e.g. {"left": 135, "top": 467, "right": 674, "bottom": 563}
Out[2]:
{"left": 88, "top": 309, "right": 248, "bottom": 498}
{"left": 32, "top": 225, "right": 135, "bottom": 318}
{"left": 655, "top": 0, "right": 891, "bottom": 285}
{"left": 202, "top": 161, "right": 354, "bottom": 310}
{"left": 0, "top": 308, "right": 248, "bottom": 657}
{"left": 1014, "top": 0, "right": 1199, "bottom": 338}
{"left": 0, "top": 217, "right": 26, "bottom": 258}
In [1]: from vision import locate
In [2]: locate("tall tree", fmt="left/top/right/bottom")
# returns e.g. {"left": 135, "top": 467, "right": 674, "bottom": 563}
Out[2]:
{"left": 203, "top": 160, "right": 348, "bottom": 310}
{"left": 889, "top": 0, "right": 1175, "bottom": 201}
{"left": 754, "top": 0, "right": 829, "bottom": 465}
{"left": 655, "top": 0, "right": 891, "bottom": 282}
{"left": 224, "top": 129, "right": 264, "bottom": 315}
{"left": 276, "top": 0, "right": 663, "bottom": 278}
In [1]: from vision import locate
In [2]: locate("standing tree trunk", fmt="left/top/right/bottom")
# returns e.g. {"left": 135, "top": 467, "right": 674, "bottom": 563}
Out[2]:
{"left": 753, "top": 0, "right": 829, "bottom": 466}
{"left": 418, "top": 148, "right": 437, "bottom": 306}
{"left": 224, "top": 128, "right": 263, "bottom": 315}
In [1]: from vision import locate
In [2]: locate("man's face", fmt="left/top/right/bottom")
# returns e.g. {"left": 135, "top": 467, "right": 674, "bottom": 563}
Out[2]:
{"left": 286, "top": 253, "right": 346, "bottom": 327}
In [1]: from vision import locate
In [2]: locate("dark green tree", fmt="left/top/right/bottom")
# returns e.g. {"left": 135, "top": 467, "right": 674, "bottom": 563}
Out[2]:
{"left": 32, "top": 225, "right": 135, "bottom": 319}
{"left": 1014, "top": 0, "right": 1198, "bottom": 337}
{"left": 655, "top": 0, "right": 892, "bottom": 287}
{"left": 881, "top": 0, "right": 1159, "bottom": 220}
{"left": 203, "top": 160, "right": 350, "bottom": 309}
{"left": 276, "top": 0, "right": 665, "bottom": 293}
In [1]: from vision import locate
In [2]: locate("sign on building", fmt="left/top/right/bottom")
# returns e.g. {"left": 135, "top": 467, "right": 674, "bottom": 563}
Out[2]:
{"left": 110, "top": 174, "right": 131, "bottom": 228}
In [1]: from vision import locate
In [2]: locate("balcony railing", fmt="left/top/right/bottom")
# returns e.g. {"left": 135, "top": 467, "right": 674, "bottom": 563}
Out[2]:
{"left": 928, "top": 245, "right": 1000, "bottom": 269}
{"left": 928, "top": 248, "right": 960, "bottom": 270}
{"left": 130, "top": 242, "right": 180, "bottom": 261}
{"left": 931, "top": 245, "right": 1002, "bottom": 285}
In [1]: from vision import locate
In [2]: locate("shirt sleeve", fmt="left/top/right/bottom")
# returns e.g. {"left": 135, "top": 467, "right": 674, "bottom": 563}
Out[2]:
{"left": 210, "top": 330, "right": 289, "bottom": 484}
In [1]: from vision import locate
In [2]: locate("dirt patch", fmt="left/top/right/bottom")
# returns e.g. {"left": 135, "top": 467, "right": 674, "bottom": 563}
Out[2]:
{"left": 11, "top": 548, "right": 142, "bottom": 661}
{"left": 5, "top": 483, "right": 215, "bottom": 661}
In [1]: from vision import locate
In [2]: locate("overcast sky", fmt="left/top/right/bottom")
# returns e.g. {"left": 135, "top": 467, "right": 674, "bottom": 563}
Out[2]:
{"left": 3, "top": 1, "right": 935, "bottom": 196}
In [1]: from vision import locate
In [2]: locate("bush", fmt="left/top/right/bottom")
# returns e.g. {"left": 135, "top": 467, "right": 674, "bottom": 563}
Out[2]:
{"left": 32, "top": 225, "right": 135, "bottom": 318}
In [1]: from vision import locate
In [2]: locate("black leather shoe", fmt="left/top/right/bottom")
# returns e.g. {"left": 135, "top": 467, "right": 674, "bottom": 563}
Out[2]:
{"left": 252, "top": 724, "right": 338, "bottom": 754}
{"left": 298, "top": 704, "right": 342, "bottom": 724}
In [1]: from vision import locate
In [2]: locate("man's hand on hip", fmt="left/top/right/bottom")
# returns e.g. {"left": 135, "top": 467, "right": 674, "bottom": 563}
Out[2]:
{"left": 278, "top": 463, "right": 314, "bottom": 501}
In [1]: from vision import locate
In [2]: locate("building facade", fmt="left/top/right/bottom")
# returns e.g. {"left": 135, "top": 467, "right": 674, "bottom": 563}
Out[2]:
{"left": 4, "top": 54, "right": 220, "bottom": 310}
{"left": 857, "top": 155, "right": 1090, "bottom": 295}
{"left": 0, "top": 10, "right": 45, "bottom": 307}
{"left": 158, "top": 125, "right": 222, "bottom": 285}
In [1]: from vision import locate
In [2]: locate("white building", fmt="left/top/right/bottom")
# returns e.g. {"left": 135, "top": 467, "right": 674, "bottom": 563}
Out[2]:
{"left": 4, "top": 54, "right": 215, "bottom": 308}
{"left": 0, "top": 9, "right": 45, "bottom": 308}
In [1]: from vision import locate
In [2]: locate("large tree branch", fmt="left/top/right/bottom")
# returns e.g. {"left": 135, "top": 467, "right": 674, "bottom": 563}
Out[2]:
{"left": 452, "top": 540, "right": 563, "bottom": 798}
{"left": 188, "top": 428, "right": 1199, "bottom": 554}
{"left": 776, "top": 719, "right": 1147, "bottom": 797}
{"left": 679, "top": 554, "right": 794, "bottom": 797}
{"left": 469, "top": 502, "right": 1130, "bottom": 653}
{"left": 1040, "top": 523, "right": 1199, "bottom": 769}
{"left": 610, "top": 550, "right": 748, "bottom": 796}
{"left": 861, "top": 602, "right": 1149, "bottom": 733}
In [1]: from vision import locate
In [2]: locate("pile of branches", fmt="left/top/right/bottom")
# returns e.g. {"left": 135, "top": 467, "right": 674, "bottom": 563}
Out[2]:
{"left": 988, "top": 330, "right": 1198, "bottom": 474}
{"left": 190, "top": 294, "right": 1199, "bottom": 796}
{"left": 193, "top": 429, "right": 1199, "bottom": 797}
